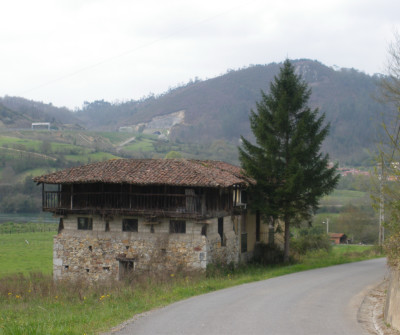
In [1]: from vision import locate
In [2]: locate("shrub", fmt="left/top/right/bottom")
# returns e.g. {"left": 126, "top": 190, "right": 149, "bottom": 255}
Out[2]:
{"left": 291, "top": 234, "right": 332, "bottom": 255}
{"left": 253, "top": 243, "right": 284, "bottom": 265}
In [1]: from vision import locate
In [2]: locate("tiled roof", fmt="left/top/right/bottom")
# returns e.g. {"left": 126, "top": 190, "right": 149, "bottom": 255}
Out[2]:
{"left": 329, "top": 233, "right": 346, "bottom": 238}
{"left": 33, "top": 159, "right": 251, "bottom": 188}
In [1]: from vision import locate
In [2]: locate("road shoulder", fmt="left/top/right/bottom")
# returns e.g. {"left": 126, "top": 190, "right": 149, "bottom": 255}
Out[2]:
{"left": 359, "top": 280, "right": 400, "bottom": 335}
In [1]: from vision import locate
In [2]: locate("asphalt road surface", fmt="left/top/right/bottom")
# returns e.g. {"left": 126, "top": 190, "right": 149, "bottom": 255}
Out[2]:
{"left": 111, "top": 258, "right": 388, "bottom": 335}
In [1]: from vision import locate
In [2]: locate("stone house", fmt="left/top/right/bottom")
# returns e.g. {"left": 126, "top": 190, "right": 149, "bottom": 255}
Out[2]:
{"left": 34, "top": 159, "right": 271, "bottom": 281}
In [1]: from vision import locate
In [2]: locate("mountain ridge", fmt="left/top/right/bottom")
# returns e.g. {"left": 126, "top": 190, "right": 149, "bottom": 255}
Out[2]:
{"left": 0, "top": 59, "right": 391, "bottom": 165}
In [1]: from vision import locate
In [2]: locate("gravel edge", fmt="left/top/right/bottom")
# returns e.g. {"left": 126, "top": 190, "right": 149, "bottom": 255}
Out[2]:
{"left": 358, "top": 280, "right": 400, "bottom": 335}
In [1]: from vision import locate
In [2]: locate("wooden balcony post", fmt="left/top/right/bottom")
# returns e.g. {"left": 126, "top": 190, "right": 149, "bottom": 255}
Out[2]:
{"left": 70, "top": 184, "right": 73, "bottom": 210}
{"left": 58, "top": 184, "right": 61, "bottom": 207}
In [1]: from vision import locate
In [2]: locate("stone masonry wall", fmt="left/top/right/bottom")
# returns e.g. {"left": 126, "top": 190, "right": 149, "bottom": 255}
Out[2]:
{"left": 384, "top": 268, "right": 400, "bottom": 331}
{"left": 53, "top": 214, "right": 240, "bottom": 281}
{"left": 206, "top": 216, "right": 240, "bottom": 265}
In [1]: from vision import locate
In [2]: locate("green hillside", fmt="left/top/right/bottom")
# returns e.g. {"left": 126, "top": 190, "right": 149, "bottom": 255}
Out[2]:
{"left": 0, "top": 59, "right": 392, "bottom": 166}
{"left": 75, "top": 60, "right": 389, "bottom": 166}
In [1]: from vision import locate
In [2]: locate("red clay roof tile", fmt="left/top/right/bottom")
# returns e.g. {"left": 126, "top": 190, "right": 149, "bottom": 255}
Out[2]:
{"left": 33, "top": 159, "right": 251, "bottom": 188}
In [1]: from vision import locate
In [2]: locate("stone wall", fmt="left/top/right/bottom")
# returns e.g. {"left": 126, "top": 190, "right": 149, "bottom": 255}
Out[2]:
{"left": 206, "top": 216, "right": 240, "bottom": 265}
{"left": 53, "top": 214, "right": 241, "bottom": 281}
{"left": 384, "top": 268, "right": 400, "bottom": 331}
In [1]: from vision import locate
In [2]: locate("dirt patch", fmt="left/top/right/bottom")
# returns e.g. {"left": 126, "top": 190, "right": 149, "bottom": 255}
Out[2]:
{"left": 358, "top": 280, "right": 400, "bottom": 335}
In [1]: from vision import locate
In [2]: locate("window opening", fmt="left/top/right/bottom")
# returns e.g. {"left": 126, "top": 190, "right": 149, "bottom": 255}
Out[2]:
{"left": 78, "top": 217, "right": 93, "bottom": 230}
{"left": 256, "top": 211, "right": 261, "bottom": 242}
{"left": 201, "top": 224, "right": 207, "bottom": 236}
{"left": 241, "top": 233, "right": 248, "bottom": 253}
{"left": 170, "top": 220, "right": 186, "bottom": 233}
{"left": 122, "top": 219, "right": 138, "bottom": 232}
{"left": 105, "top": 221, "right": 110, "bottom": 232}
{"left": 58, "top": 218, "right": 64, "bottom": 233}
{"left": 119, "top": 260, "right": 134, "bottom": 280}
{"left": 218, "top": 217, "right": 225, "bottom": 246}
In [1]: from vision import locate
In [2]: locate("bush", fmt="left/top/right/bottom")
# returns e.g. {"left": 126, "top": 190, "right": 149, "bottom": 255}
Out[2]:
{"left": 291, "top": 234, "right": 332, "bottom": 255}
{"left": 253, "top": 243, "right": 284, "bottom": 265}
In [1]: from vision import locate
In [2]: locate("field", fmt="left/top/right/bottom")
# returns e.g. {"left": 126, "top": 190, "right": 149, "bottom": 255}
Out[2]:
{"left": 0, "top": 231, "right": 55, "bottom": 277}
{"left": 319, "top": 189, "right": 369, "bottom": 207}
{"left": 0, "top": 132, "right": 123, "bottom": 181}
{"left": 0, "top": 228, "right": 384, "bottom": 334}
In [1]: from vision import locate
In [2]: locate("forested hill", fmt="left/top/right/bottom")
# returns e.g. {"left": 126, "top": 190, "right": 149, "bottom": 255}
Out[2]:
{"left": 0, "top": 96, "right": 81, "bottom": 129}
{"left": 76, "top": 59, "right": 388, "bottom": 165}
{"left": 0, "top": 59, "right": 390, "bottom": 165}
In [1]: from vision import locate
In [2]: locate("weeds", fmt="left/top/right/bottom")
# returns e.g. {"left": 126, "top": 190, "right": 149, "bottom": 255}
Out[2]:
{"left": 0, "top": 245, "right": 384, "bottom": 335}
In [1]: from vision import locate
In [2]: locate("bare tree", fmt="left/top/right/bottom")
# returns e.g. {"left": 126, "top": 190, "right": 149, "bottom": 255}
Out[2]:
{"left": 377, "top": 32, "right": 400, "bottom": 267}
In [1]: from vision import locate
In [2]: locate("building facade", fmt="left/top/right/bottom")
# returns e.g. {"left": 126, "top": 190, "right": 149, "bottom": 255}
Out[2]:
{"left": 34, "top": 159, "right": 270, "bottom": 281}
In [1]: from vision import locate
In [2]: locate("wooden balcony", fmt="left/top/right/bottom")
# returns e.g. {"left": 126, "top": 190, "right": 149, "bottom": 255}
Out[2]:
{"left": 42, "top": 191, "right": 234, "bottom": 218}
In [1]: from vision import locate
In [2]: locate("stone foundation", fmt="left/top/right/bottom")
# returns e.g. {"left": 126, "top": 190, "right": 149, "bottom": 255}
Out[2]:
{"left": 53, "top": 214, "right": 241, "bottom": 281}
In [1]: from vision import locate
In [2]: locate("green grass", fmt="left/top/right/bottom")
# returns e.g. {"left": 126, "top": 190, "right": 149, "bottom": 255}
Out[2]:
{"left": 124, "top": 138, "right": 155, "bottom": 152}
{"left": 320, "top": 189, "right": 369, "bottom": 207}
{"left": 0, "top": 232, "right": 383, "bottom": 334}
{"left": 87, "top": 152, "right": 119, "bottom": 161}
{"left": 0, "top": 136, "right": 41, "bottom": 151}
{"left": 0, "top": 232, "right": 55, "bottom": 277}
{"left": 64, "top": 151, "right": 119, "bottom": 163}
{"left": 0, "top": 222, "right": 58, "bottom": 235}
{"left": 95, "top": 132, "right": 135, "bottom": 144}
{"left": 19, "top": 168, "right": 54, "bottom": 179}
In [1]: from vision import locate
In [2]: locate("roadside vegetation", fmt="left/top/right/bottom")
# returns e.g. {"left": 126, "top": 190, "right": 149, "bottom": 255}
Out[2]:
{"left": 0, "top": 225, "right": 383, "bottom": 335}
{"left": 310, "top": 174, "right": 379, "bottom": 245}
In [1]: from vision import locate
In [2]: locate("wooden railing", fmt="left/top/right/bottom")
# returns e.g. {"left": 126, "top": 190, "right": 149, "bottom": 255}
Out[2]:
{"left": 43, "top": 191, "right": 207, "bottom": 215}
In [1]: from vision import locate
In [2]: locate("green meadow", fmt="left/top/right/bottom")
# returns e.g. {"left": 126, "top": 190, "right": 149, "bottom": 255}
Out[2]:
{"left": 0, "top": 231, "right": 55, "bottom": 277}
{"left": 319, "top": 189, "right": 369, "bottom": 207}
{"left": 0, "top": 227, "right": 383, "bottom": 335}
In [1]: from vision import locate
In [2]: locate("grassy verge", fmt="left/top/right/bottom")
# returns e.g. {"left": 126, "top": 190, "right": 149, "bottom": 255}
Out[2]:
{"left": 0, "top": 239, "right": 383, "bottom": 335}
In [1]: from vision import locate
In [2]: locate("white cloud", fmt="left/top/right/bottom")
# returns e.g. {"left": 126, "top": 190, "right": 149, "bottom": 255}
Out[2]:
{"left": 0, "top": 0, "right": 399, "bottom": 108}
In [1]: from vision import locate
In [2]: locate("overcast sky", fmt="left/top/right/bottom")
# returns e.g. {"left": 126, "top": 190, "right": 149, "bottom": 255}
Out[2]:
{"left": 1, "top": 0, "right": 399, "bottom": 110}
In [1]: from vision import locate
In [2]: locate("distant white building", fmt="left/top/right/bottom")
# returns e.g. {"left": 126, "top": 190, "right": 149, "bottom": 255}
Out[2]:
{"left": 32, "top": 122, "right": 51, "bottom": 130}
{"left": 118, "top": 126, "right": 134, "bottom": 132}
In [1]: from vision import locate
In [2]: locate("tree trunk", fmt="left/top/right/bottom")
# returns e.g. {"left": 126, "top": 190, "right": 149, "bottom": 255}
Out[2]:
{"left": 283, "top": 218, "right": 290, "bottom": 263}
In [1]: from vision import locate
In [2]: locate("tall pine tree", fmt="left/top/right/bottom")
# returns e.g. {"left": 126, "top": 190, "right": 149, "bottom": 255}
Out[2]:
{"left": 239, "top": 60, "right": 339, "bottom": 262}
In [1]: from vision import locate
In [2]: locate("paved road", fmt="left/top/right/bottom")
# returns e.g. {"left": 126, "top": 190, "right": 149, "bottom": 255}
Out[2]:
{"left": 111, "top": 258, "right": 388, "bottom": 335}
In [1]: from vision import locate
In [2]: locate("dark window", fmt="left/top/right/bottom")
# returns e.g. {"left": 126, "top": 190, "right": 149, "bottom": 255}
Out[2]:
{"left": 77, "top": 217, "right": 92, "bottom": 230}
{"left": 241, "top": 233, "right": 248, "bottom": 253}
{"left": 105, "top": 221, "right": 110, "bottom": 232}
{"left": 119, "top": 260, "right": 134, "bottom": 280}
{"left": 170, "top": 220, "right": 186, "bottom": 233}
{"left": 122, "top": 219, "right": 138, "bottom": 232}
{"left": 218, "top": 217, "right": 225, "bottom": 246}
{"left": 201, "top": 224, "right": 207, "bottom": 236}
{"left": 256, "top": 211, "right": 260, "bottom": 242}
{"left": 58, "top": 218, "right": 64, "bottom": 233}
{"left": 241, "top": 190, "right": 247, "bottom": 203}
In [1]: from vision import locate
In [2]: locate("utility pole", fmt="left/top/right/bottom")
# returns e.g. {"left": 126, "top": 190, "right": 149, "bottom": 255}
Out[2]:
{"left": 378, "top": 158, "right": 385, "bottom": 247}
{"left": 323, "top": 218, "right": 329, "bottom": 235}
